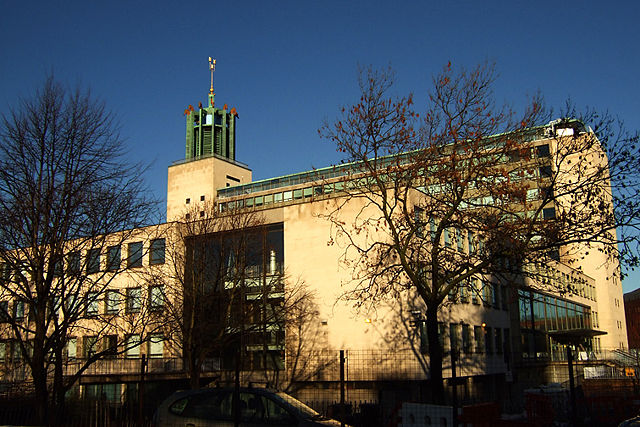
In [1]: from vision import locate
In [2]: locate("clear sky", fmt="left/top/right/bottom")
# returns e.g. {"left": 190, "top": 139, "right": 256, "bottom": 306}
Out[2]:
{"left": 2, "top": 1, "right": 640, "bottom": 291}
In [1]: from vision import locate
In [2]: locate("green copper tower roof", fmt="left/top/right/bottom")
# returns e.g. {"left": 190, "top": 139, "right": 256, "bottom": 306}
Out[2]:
{"left": 184, "top": 58, "right": 238, "bottom": 161}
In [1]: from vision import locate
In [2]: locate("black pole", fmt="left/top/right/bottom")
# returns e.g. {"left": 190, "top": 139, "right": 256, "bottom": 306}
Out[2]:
{"left": 340, "top": 350, "right": 345, "bottom": 427}
{"left": 234, "top": 349, "right": 241, "bottom": 427}
{"left": 138, "top": 353, "right": 146, "bottom": 427}
{"left": 451, "top": 349, "right": 458, "bottom": 427}
{"left": 568, "top": 346, "right": 577, "bottom": 426}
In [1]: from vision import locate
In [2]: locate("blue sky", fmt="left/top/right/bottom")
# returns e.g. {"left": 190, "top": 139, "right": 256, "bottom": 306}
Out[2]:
{"left": 2, "top": 1, "right": 640, "bottom": 291}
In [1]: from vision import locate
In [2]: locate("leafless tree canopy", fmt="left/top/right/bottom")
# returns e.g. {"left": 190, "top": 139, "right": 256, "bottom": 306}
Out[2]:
{"left": 0, "top": 76, "right": 158, "bottom": 423}
{"left": 320, "top": 62, "right": 640, "bottom": 402}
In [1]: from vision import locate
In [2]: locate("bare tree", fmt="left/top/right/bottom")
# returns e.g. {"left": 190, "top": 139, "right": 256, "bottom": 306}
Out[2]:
{"left": 154, "top": 202, "right": 333, "bottom": 393}
{"left": 0, "top": 76, "right": 157, "bottom": 424}
{"left": 320, "top": 62, "right": 640, "bottom": 403}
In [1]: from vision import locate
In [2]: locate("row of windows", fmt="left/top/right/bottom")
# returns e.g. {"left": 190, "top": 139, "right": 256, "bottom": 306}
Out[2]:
{"left": 524, "top": 262, "right": 597, "bottom": 302}
{"left": 90, "top": 238, "right": 166, "bottom": 273}
{"left": 449, "top": 279, "right": 509, "bottom": 311}
{"left": 421, "top": 322, "right": 511, "bottom": 356}
{"left": 70, "top": 334, "right": 164, "bottom": 359}
{"left": 0, "top": 334, "right": 164, "bottom": 362}
{"left": 0, "top": 239, "right": 165, "bottom": 281}
{"left": 519, "top": 289, "right": 592, "bottom": 332}
{"left": 0, "top": 285, "right": 164, "bottom": 322}
{"left": 87, "top": 285, "right": 164, "bottom": 316}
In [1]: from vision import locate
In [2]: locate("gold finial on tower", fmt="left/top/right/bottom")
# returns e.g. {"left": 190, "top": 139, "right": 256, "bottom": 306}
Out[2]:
{"left": 208, "top": 57, "right": 217, "bottom": 108}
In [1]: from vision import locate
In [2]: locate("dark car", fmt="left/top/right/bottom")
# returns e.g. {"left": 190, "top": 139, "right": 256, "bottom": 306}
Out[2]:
{"left": 153, "top": 387, "right": 345, "bottom": 426}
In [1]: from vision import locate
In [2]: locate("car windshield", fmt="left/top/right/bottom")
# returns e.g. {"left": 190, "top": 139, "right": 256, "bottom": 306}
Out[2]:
{"left": 275, "top": 392, "right": 320, "bottom": 418}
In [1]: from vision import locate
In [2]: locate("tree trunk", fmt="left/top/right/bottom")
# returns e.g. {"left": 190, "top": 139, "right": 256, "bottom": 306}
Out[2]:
{"left": 52, "top": 346, "right": 66, "bottom": 426}
{"left": 187, "top": 352, "right": 201, "bottom": 389}
{"left": 426, "top": 305, "right": 445, "bottom": 404}
{"left": 31, "top": 361, "right": 49, "bottom": 425}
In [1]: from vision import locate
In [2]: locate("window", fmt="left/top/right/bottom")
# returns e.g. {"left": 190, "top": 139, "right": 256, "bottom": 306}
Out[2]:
{"left": 85, "top": 292, "right": 99, "bottom": 316}
{"left": 501, "top": 286, "right": 509, "bottom": 310}
{"left": 474, "top": 326, "right": 484, "bottom": 353}
{"left": 14, "top": 300, "right": 25, "bottom": 321}
{"left": 543, "top": 207, "right": 556, "bottom": 220}
{"left": 84, "top": 336, "right": 98, "bottom": 358}
{"left": 485, "top": 326, "right": 493, "bottom": 354}
{"left": 459, "top": 282, "right": 469, "bottom": 303}
{"left": 149, "top": 285, "right": 164, "bottom": 311}
{"left": 125, "top": 334, "right": 141, "bottom": 358}
{"left": 87, "top": 249, "right": 101, "bottom": 274}
{"left": 127, "top": 242, "right": 143, "bottom": 268}
{"left": 106, "top": 245, "right": 121, "bottom": 271}
{"left": 186, "top": 198, "right": 190, "bottom": 204}
{"left": 471, "top": 279, "right": 480, "bottom": 304}
{"left": 450, "top": 323, "right": 461, "bottom": 352}
{"left": 149, "top": 334, "right": 164, "bottom": 358}
{"left": 66, "top": 338, "right": 77, "bottom": 359}
{"left": 462, "top": 324, "right": 472, "bottom": 353}
{"left": 492, "top": 283, "right": 499, "bottom": 308}
{"left": 200, "top": 195, "right": 205, "bottom": 201}
{"left": 495, "top": 328, "right": 503, "bottom": 354}
{"left": 536, "top": 144, "right": 550, "bottom": 158}
{"left": 67, "top": 252, "right": 81, "bottom": 275}
{"left": 539, "top": 165, "right": 552, "bottom": 178}
{"left": 150, "top": 239, "right": 165, "bottom": 265}
{"left": 126, "top": 288, "right": 141, "bottom": 313}
{"left": 0, "top": 301, "right": 8, "bottom": 322}
{"left": 105, "top": 290, "right": 119, "bottom": 314}
{"left": 104, "top": 335, "right": 117, "bottom": 357}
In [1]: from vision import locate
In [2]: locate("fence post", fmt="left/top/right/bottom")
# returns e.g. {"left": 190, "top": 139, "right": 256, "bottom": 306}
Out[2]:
{"left": 340, "top": 350, "right": 345, "bottom": 427}
{"left": 138, "top": 354, "right": 147, "bottom": 427}
{"left": 568, "top": 346, "right": 577, "bottom": 426}
{"left": 451, "top": 349, "right": 458, "bottom": 427}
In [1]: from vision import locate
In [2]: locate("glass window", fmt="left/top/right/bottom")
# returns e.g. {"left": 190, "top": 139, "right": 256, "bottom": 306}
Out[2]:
{"left": 104, "top": 335, "right": 117, "bottom": 357}
{"left": 105, "top": 290, "right": 119, "bottom": 314}
{"left": 126, "top": 334, "right": 141, "bottom": 358}
{"left": 459, "top": 282, "right": 469, "bottom": 303}
{"left": 126, "top": 288, "right": 141, "bottom": 313}
{"left": 474, "top": 326, "right": 484, "bottom": 353}
{"left": 67, "top": 252, "right": 81, "bottom": 274}
{"left": 539, "top": 165, "right": 552, "bottom": 178}
{"left": 127, "top": 242, "right": 143, "bottom": 268}
{"left": 150, "top": 239, "right": 165, "bottom": 265}
{"left": 14, "top": 300, "right": 25, "bottom": 320}
{"left": 462, "top": 324, "right": 472, "bottom": 353}
{"left": 149, "top": 334, "right": 163, "bottom": 358}
{"left": 0, "top": 301, "right": 8, "bottom": 322}
{"left": 471, "top": 279, "right": 480, "bottom": 304}
{"left": 283, "top": 191, "right": 293, "bottom": 201}
{"left": 543, "top": 207, "right": 556, "bottom": 220}
{"left": 149, "top": 285, "right": 164, "bottom": 311}
{"left": 85, "top": 292, "right": 99, "bottom": 316}
{"left": 255, "top": 196, "right": 263, "bottom": 206}
{"left": 84, "top": 336, "right": 98, "bottom": 358}
{"left": 66, "top": 338, "right": 76, "bottom": 359}
{"left": 106, "top": 245, "right": 121, "bottom": 271}
{"left": 274, "top": 192, "right": 283, "bottom": 203}
{"left": 86, "top": 249, "right": 101, "bottom": 274}
{"left": 303, "top": 187, "right": 312, "bottom": 198}
{"left": 264, "top": 194, "right": 273, "bottom": 205}
{"left": 293, "top": 189, "right": 303, "bottom": 199}
{"left": 450, "top": 323, "right": 460, "bottom": 352}
{"left": 495, "top": 328, "right": 503, "bottom": 354}
{"left": 485, "top": 327, "right": 493, "bottom": 354}
{"left": 536, "top": 144, "right": 550, "bottom": 158}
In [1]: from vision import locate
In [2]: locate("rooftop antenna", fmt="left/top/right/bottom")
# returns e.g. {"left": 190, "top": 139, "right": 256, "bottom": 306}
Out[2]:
{"left": 208, "top": 57, "right": 216, "bottom": 107}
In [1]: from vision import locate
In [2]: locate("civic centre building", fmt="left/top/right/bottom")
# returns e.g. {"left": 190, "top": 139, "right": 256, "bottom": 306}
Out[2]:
{"left": 0, "top": 78, "right": 630, "bottom": 410}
